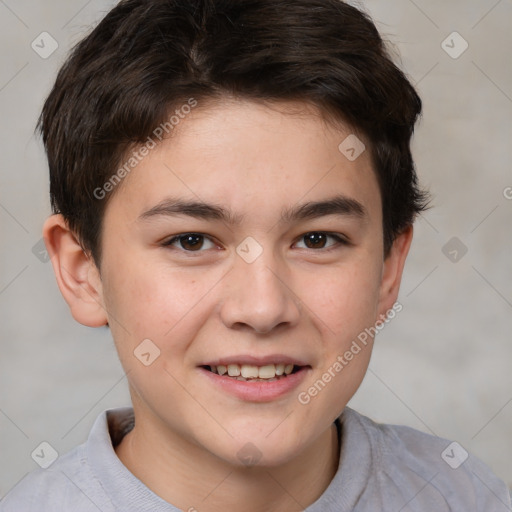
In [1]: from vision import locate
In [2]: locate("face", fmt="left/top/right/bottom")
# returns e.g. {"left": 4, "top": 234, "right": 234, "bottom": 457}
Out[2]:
{"left": 95, "top": 99, "right": 405, "bottom": 467}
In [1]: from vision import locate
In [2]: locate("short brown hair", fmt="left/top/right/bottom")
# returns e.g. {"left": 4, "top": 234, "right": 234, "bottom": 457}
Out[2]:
{"left": 38, "top": 0, "right": 428, "bottom": 265}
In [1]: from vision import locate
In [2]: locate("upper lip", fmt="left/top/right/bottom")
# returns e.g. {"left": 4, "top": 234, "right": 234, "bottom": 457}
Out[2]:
{"left": 200, "top": 354, "right": 310, "bottom": 367}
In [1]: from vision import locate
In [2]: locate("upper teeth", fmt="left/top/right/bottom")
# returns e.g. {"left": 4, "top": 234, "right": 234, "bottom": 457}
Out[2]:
{"left": 211, "top": 363, "right": 295, "bottom": 379}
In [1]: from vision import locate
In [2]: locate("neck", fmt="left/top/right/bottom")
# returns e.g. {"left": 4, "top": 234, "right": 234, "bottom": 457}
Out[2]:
{"left": 115, "top": 412, "right": 340, "bottom": 512}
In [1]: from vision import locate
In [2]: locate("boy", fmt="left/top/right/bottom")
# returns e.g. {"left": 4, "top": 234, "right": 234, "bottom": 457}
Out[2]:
{"left": 2, "top": 0, "right": 510, "bottom": 510}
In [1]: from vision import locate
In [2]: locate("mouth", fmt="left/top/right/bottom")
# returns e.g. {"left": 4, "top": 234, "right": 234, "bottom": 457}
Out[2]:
{"left": 200, "top": 363, "right": 304, "bottom": 382}
{"left": 198, "top": 358, "right": 311, "bottom": 402}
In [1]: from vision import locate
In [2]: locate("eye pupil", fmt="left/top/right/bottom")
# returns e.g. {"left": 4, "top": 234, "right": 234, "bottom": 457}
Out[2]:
{"left": 304, "top": 232, "right": 327, "bottom": 249}
{"left": 181, "top": 234, "right": 203, "bottom": 251}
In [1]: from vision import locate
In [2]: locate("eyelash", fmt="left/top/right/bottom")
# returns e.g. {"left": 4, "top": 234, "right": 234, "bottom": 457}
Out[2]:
{"left": 294, "top": 232, "right": 349, "bottom": 251}
{"left": 161, "top": 232, "right": 349, "bottom": 253}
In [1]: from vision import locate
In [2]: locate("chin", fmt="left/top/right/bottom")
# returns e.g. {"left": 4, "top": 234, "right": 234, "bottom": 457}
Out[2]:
{"left": 207, "top": 431, "right": 306, "bottom": 469}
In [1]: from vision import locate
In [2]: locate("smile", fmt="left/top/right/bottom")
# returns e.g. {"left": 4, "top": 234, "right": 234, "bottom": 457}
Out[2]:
{"left": 204, "top": 363, "right": 298, "bottom": 381}
{"left": 199, "top": 359, "right": 311, "bottom": 402}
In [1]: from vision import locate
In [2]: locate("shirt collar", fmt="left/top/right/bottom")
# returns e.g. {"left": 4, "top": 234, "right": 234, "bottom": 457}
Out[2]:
{"left": 86, "top": 407, "right": 371, "bottom": 512}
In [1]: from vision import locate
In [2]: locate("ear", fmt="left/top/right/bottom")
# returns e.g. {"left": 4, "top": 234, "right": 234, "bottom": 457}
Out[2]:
{"left": 43, "top": 214, "right": 108, "bottom": 327}
{"left": 376, "top": 225, "right": 413, "bottom": 319}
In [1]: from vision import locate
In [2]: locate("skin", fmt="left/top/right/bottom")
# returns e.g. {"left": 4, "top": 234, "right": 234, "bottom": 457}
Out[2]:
{"left": 44, "top": 98, "right": 412, "bottom": 511}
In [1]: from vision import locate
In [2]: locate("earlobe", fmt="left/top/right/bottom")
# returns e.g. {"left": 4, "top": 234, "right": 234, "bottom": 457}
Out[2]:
{"left": 377, "top": 226, "right": 413, "bottom": 318}
{"left": 43, "top": 214, "right": 108, "bottom": 327}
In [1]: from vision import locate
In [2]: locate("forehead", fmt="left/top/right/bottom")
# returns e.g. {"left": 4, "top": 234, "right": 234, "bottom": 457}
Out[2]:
{"left": 105, "top": 99, "right": 381, "bottom": 225}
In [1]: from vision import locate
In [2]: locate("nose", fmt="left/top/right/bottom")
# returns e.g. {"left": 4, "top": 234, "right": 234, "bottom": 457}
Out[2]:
{"left": 219, "top": 254, "right": 301, "bottom": 334}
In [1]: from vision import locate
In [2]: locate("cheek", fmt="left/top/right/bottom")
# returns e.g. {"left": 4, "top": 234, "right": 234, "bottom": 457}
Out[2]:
{"left": 102, "top": 256, "right": 222, "bottom": 347}
{"left": 298, "top": 258, "right": 382, "bottom": 339}
{"left": 295, "top": 265, "right": 381, "bottom": 426}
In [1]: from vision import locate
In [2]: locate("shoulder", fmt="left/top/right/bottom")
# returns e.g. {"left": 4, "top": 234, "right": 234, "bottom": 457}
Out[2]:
{"left": 0, "top": 414, "right": 115, "bottom": 512}
{"left": 342, "top": 408, "right": 511, "bottom": 511}
{"left": 0, "top": 445, "right": 111, "bottom": 512}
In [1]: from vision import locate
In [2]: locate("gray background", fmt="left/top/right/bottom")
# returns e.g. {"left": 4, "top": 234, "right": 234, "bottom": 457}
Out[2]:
{"left": 1, "top": 0, "right": 511, "bottom": 497}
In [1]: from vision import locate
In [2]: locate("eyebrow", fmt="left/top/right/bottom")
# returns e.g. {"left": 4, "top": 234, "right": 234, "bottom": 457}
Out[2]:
{"left": 138, "top": 194, "right": 367, "bottom": 224}
{"left": 138, "top": 199, "right": 242, "bottom": 224}
{"left": 282, "top": 195, "right": 367, "bottom": 223}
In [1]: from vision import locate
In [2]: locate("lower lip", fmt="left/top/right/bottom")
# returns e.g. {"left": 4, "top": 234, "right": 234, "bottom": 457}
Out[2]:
{"left": 199, "top": 367, "right": 310, "bottom": 402}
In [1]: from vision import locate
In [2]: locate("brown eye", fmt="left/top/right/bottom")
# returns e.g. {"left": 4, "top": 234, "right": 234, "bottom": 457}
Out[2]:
{"left": 179, "top": 234, "right": 204, "bottom": 251}
{"left": 295, "top": 232, "right": 347, "bottom": 250}
{"left": 303, "top": 232, "right": 328, "bottom": 249}
{"left": 164, "top": 233, "right": 216, "bottom": 252}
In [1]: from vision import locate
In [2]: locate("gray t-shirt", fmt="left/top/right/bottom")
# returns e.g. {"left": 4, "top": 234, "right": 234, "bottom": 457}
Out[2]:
{"left": 1, "top": 407, "right": 510, "bottom": 511}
